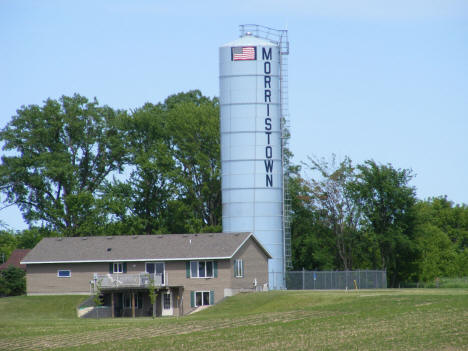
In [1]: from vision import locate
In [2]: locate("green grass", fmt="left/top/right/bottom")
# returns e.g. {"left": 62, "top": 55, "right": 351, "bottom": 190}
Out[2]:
{"left": 439, "top": 277, "right": 468, "bottom": 288}
{"left": 1, "top": 289, "right": 467, "bottom": 350}
{"left": 402, "top": 277, "right": 468, "bottom": 289}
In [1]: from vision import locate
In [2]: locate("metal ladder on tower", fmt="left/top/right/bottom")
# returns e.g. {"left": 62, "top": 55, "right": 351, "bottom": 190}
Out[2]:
{"left": 279, "top": 32, "right": 293, "bottom": 272}
{"left": 239, "top": 25, "right": 293, "bottom": 271}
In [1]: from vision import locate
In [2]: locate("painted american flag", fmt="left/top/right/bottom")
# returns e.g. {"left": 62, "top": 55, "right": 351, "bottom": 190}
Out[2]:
{"left": 231, "top": 46, "right": 256, "bottom": 61}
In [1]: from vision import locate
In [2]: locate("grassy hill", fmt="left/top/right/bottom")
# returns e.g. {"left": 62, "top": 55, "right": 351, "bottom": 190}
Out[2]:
{"left": 0, "top": 289, "right": 467, "bottom": 350}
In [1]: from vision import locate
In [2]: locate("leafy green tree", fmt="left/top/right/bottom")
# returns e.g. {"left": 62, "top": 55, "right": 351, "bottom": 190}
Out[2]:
{"left": 0, "top": 230, "right": 17, "bottom": 263}
{"left": 106, "top": 90, "right": 221, "bottom": 234}
{"left": 147, "top": 278, "right": 158, "bottom": 318}
{"left": 302, "top": 155, "right": 360, "bottom": 270}
{"left": 164, "top": 91, "right": 221, "bottom": 233}
{"left": 415, "top": 197, "right": 468, "bottom": 250}
{"left": 413, "top": 197, "right": 468, "bottom": 281}
{"left": 0, "top": 265, "right": 26, "bottom": 296}
{"left": 104, "top": 102, "right": 176, "bottom": 234}
{"left": 455, "top": 249, "right": 468, "bottom": 277}
{"left": 16, "top": 227, "right": 57, "bottom": 249}
{"left": 0, "top": 95, "right": 128, "bottom": 236}
{"left": 415, "top": 223, "right": 458, "bottom": 281}
{"left": 349, "top": 160, "right": 418, "bottom": 286}
{"left": 290, "top": 175, "right": 337, "bottom": 270}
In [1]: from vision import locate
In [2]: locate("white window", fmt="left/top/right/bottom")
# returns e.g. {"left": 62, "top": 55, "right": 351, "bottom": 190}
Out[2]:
{"left": 57, "top": 270, "right": 71, "bottom": 278}
{"left": 195, "top": 291, "right": 210, "bottom": 306}
{"left": 234, "top": 259, "right": 244, "bottom": 278}
{"left": 113, "top": 262, "right": 123, "bottom": 273}
{"left": 190, "top": 261, "right": 214, "bottom": 278}
{"left": 191, "top": 290, "right": 214, "bottom": 307}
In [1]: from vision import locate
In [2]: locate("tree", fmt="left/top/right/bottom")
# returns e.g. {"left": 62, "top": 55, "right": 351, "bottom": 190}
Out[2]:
{"left": 15, "top": 227, "right": 56, "bottom": 249}
{"left": 413, "top": 197, "right": 468, "bottom": 281}
{"left": 302, "top": 155, "right": 360, "bottom": 270}
{"left": 93, "top": 279, "right": 103, "bottom": 318}
{"left": 415, "top": 223, "right": 458, "bottom": 281}
{"left": 0, "top": 94, "right": 128, "bottom": 236}
{"left": 415, "top": 197, "right": 468, "bottom": 251}
{"left": 0, "top": 230, "right": 17, "bottom": 263}
{"left": 104, "top": 102, "right": 177, "bottom": 234}
{"left": 349, "top": 160, "right": 418, "bottom": 286}
{"left": 290, "top": 175, "right": 337, "bottom": 270}
{"left": 106, "top": 90, "right": 221, "bottom": 234}
{"left": 147, "top": 278, "right": 158, "bottom": 318}
{"left": 164, "top": 91, "right": 221, "bottom": 233}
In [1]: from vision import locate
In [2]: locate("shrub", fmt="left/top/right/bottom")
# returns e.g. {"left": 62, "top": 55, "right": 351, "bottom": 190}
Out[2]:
{"left": 0, "top": 266, "right": 26, "bottom": 296}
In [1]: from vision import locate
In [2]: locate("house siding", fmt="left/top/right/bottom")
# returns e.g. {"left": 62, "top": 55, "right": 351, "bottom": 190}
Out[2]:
{"left": 26, "top": 262, "right": 108, "bottom": 295}
{"left": 178, "top": 237, "right": 269, "bottom": 314}
{"left": 231, "top": 237, "right": 269, "bottom": 290}
{"left": 173, "top": 259, "right": 233, "bottom": 314}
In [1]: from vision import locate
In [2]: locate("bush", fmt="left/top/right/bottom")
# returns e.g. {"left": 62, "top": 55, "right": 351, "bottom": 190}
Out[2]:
{"left": 0, "top": 275, "right": 7, "bottom": 296}
{"left": 0, "top": 266, "right": 26, "bottom": 296}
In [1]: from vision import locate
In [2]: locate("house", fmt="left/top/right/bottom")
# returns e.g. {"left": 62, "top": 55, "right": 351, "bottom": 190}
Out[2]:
{"left": 21, "top": 232, "right": 270, "bottom": 317}
{"left": 0, "top": 249, "right": 31, "bottom": 271}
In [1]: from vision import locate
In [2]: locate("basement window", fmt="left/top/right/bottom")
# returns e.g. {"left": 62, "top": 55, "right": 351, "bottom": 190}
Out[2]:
{"left": 57, "top": 270, "right": 71, "bottom": 278}
{"left": 196, "top": 291, "right": 210, "bottom": 306}
{"left": 190, "top": 290, "right": 214, "bottom": 307}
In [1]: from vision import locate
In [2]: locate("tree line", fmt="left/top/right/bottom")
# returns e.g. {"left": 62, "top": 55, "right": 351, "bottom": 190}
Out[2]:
{"left": 290, "top": 156, "right": 468, "bottom": 286}
{"left": 0, "top": 91, "right": 220, "bottom": 237}
{"left": 0, "top": 92, "right": 467, "bottom": 287}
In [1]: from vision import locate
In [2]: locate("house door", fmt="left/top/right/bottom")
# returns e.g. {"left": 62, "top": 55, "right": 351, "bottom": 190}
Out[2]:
{"left": 161, "top": 290, "right": 173, "bottom": 316}
{"left": 114, "top": 293, "right": 123, "bottom": 317}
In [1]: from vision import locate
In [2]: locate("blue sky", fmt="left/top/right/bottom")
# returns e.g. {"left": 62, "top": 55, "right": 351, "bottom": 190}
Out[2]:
{"left": 1, "top": 0, "right": 467, "bottom": 230}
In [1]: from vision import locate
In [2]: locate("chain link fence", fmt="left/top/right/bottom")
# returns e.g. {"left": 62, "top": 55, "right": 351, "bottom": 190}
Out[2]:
{"left": 285, "top": 270, "right": 387, "bottom": 290}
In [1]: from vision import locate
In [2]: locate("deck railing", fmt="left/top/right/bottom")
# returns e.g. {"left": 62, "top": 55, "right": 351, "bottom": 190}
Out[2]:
{"left": 92, "top": 273, "right": 166, "bottom": 290}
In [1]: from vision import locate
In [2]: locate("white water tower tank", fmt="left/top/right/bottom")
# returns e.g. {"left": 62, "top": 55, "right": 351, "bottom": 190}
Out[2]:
{"left": 219, "top": 33, "right": 284, "bottom": 289}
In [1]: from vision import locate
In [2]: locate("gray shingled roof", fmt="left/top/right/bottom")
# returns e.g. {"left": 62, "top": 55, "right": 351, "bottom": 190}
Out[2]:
{"left": 22, "top": 233, "right": 271, "bottom": 264}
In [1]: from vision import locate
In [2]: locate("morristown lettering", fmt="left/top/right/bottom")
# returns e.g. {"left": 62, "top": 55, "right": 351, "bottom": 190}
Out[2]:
{"left": 263, "top": 47, "right": 273, "bottom": 187}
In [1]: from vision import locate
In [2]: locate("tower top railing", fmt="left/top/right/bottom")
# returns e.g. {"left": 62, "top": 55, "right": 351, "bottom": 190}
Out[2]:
{"left": 239, "top": 24, "right": 289, "bottom": 55}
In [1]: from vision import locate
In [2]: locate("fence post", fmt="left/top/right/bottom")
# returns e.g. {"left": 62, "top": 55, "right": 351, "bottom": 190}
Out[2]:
{"left": 302, "top": 267, "right": 305, "bottom": 290}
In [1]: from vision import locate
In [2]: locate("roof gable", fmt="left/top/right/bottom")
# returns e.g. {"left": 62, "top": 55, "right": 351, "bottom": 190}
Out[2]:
{"left": 21, "top": 233, "right": 271, "bottom": 264}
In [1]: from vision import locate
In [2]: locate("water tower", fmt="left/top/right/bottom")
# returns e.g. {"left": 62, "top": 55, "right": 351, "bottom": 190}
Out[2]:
{"left": 219, "top": 25, "right": 291, "bottom": 289}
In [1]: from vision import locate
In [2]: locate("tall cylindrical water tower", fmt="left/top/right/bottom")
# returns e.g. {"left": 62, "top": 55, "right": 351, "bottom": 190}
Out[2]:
{"left": 219, "top": 26, "right": 289, "bottom": 289}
